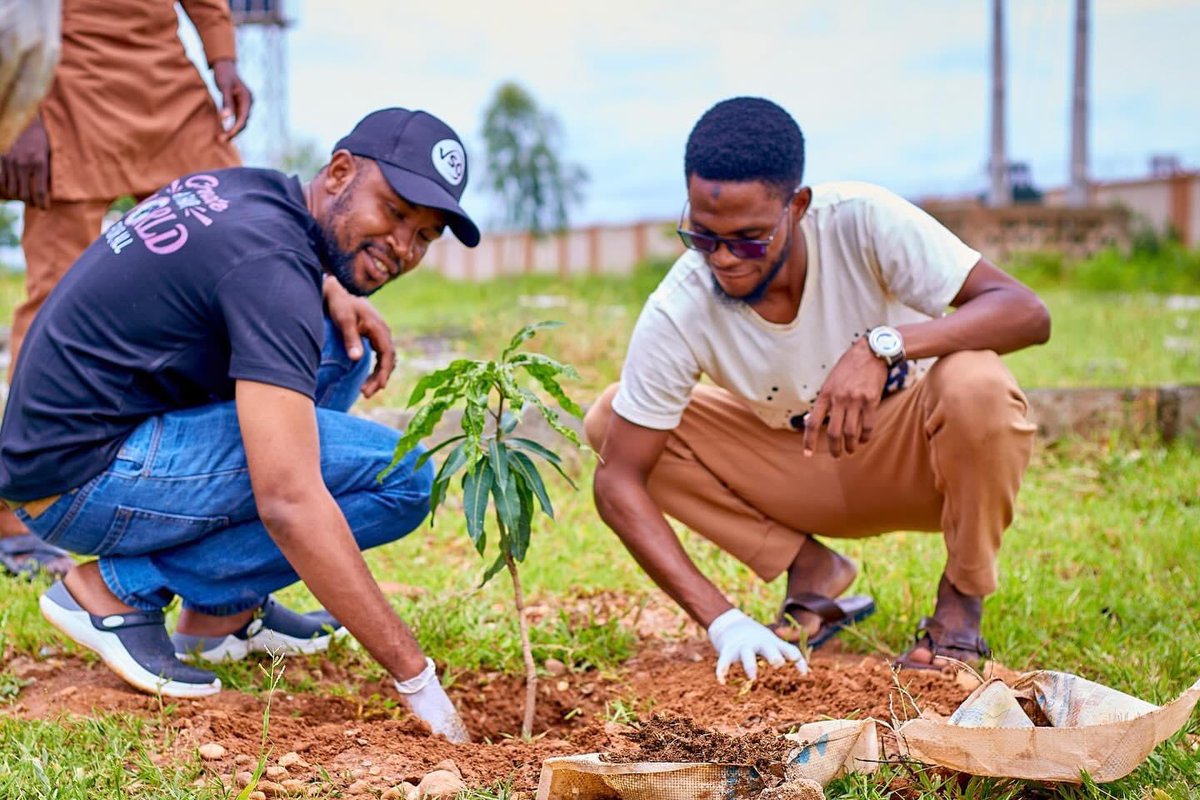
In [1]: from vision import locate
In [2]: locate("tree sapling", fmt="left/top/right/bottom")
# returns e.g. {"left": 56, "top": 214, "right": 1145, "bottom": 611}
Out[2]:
{"left": 383, "top": 321, "right": 588, "bottom": 737}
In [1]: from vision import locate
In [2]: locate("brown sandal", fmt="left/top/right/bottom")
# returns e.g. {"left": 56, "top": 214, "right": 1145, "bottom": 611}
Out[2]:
{"left": 894, "top": 616, "right": 991, "bottom": 671}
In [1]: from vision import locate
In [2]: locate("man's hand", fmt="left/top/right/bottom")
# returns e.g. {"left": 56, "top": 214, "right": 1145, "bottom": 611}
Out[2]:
{"left": 324, "top": 277, "right": 396, "bottom": 397}
{"left": 212, "top": 59, "right": 252, "bottom": 141}
{"left": 394, "top": 658, "right": 470, "bottom": 743}
{"left": 803, "top": 339, "right": 888, "bottom": 458}
{"left": 0, "top": 115, "right": 50, "bottom": 208}
{"left": 706, "top": 609, "right": 809, "bottom": 684}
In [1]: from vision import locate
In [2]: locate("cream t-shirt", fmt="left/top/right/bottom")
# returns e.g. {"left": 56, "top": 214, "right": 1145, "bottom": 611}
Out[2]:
{"left": 613, "top": 181, "right": 981, "bottom": 431}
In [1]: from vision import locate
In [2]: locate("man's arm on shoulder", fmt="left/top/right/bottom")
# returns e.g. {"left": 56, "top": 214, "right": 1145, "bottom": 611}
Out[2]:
{"left": 592, "top": 413, "right": 732, "bottom": 628}
{"left": 235, "top": 379, "right": 426, "bottom": 679}
{"left": 899, "top": 258, "right": 1051, "bottom": 360}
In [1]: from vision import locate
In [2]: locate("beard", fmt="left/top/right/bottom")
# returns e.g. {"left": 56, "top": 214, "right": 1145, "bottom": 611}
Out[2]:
{"left": 710, "top": 225, "right": 793, "bottom": 306}
{"left": 313, "top": 176, "right": 377, "bottom": 298}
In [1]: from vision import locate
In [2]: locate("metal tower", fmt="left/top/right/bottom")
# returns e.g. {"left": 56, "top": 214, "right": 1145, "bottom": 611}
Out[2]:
{"left": 987, "top": 0, "right": 1010, "bottom": 207}
{"left": 229, "top": 0, "right": 290, "bottom": 168}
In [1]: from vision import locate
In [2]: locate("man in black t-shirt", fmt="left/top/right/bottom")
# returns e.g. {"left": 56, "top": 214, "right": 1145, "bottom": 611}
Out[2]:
{"left": 0, "top": 108, "right": 479, "bottom": 741}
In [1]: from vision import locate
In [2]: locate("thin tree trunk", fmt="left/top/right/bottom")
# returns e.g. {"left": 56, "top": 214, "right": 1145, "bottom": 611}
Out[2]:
{"left": 506, "top": 551, "right": 537, "bottom": 738}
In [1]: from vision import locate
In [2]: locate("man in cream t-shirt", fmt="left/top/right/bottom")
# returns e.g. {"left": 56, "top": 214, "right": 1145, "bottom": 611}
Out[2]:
{"left": 586, "top": 97, "right": 1050, "bottom": 682}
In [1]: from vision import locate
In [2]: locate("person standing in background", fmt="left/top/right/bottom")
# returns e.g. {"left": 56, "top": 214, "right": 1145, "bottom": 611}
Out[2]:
{"left": 0, "top": 0, "right": 252, "bottom": 577}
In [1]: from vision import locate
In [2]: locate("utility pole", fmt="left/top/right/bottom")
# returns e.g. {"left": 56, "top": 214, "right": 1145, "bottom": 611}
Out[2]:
{"left": 1066, "top": 0, "right": 1090, "bottom": 207}
{"left": 987, "top": 0, "right": 1009, "bottom": 207}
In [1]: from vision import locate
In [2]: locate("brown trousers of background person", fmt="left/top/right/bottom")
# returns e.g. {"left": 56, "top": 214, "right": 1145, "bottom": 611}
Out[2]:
{"left": 584, "top": 350, "right": 1037, "bottom": 598}
{"left": 8, "top": 199, "right": 112, "bottom": 379}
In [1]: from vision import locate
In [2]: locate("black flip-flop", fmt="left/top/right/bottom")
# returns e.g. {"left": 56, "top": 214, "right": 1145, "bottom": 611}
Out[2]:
{"left": 0, "top": 533, "right": 73, "bottom": 578}
{"left": 773, "top": 593, "right": 877, "bottom": 649}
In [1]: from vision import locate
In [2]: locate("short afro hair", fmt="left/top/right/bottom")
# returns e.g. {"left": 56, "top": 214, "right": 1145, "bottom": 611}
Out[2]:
{"left": 684, "top": 97, "right": 805, "bottom": 198}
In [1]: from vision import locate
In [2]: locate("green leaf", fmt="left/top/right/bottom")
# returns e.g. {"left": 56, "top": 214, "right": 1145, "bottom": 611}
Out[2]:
{"left": 508, "top": 436, "right": 563, "bottom": 465}
{"left": 462, "top": 458, "right": 493, "bottom": 554}
{"left": 378, "top": 397, "right": 454, "bottom": 481}
{"left": 517, "top": 388, "right": 586, "bottom": 450}
{"left": 496, "top": 364, "right": 526, "bottom": 409}
{"left": 508, "top": 450, "right": 553, "bottom": 519}
{"left": 407, "top": 361, "right": 473, "bottom": 406}
{"left": 480, "top": 550, "right": 507, "bottom": 586}
{"left": 511, "top": 472, "right": 534, "bottom": 561}
{"left": 509, "top": 351, "right": 581, "bottom": 381}
{"left": 413, "top": 433, "right": 467, "bottom": 472}
{"left": 428, "top": 441, "right": 471, "bottom": 521}
{"left": 508, "top": 436, "right": 577, "bottom": 487}
{"left": 499, "top": 410, "right": 521, "bottom": 435}
{"left": 491, "top": 464, "right": 522, "bottom": 536}
{"left": 520, "top": 361, "right": 585, "bottom": 417}
{"left": 462, "top": 370, "right": 494, "bottom": 440}
{"left": 488, "top": 439, "right": 509, "bottom": 491}
{"left": 501, "top": 320, "right": 564, "bottom": 361}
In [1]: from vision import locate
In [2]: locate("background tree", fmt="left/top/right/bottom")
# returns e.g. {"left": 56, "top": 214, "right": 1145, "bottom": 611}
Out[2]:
{"left": 279, "top": 139, "right": 326, "bottom": 181}
{"left": 481, "top": 82, "right": 587, "bottom": 236}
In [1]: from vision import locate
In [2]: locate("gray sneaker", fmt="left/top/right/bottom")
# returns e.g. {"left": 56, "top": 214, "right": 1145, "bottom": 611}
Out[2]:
{"left": 40, "top": 581, "right": 221, "bottom": 697}
{"left": 172, "top": 595, "right": 347, "bottom": 663}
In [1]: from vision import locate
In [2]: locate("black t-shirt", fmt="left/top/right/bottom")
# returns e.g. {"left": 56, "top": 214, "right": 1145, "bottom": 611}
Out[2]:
{"left": 0, "top": 168, "right": 326, "bottom": 501}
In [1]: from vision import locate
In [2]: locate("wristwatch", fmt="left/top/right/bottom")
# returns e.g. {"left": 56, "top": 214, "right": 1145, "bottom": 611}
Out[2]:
{"left": 866, "top": 325, "right": 905, "bottom": 367}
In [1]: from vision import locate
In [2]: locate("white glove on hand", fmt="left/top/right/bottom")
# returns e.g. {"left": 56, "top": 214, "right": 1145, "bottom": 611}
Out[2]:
{"left": 394, "top": 658, "right": 469, "bottom": 743}
{"left": 706, "top": 609, "right": 810, "bottom": 684}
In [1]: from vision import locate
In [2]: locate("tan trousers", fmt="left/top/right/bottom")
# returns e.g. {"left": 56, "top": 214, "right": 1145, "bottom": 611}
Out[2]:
{"left": 10, "top": 199, "right": 111, "bottom": 379}
{"left": 584, "top": 350, "right": 1036, "bottom": 597}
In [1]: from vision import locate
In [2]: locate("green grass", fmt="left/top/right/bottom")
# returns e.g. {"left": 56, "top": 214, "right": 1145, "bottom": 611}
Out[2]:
{"left": 1, "top": 250, "right": 1199, "bottom": 797}
{"left": 0, "top": 714, "right": 220, "bottom": 799}
{"left": 1008, "top": 240, "right": 1200, "bottom": 296}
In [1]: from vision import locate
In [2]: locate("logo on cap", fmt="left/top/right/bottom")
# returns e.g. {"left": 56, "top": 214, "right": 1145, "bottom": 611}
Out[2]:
{"left": 431, "top": 139, "right": 466, "bottom": 186}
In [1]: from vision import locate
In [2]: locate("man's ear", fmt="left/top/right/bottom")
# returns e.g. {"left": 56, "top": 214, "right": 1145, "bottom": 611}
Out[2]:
{"left": 791, "top": 186, "right": 813, "bottom": 217}
{"left": 322, "top": 149, "right": 358, "bottom": 196}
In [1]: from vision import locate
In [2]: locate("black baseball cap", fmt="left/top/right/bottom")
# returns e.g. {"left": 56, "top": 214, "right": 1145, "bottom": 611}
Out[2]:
{"left": 334, "top": 108, "right": 481, "bottom": 247}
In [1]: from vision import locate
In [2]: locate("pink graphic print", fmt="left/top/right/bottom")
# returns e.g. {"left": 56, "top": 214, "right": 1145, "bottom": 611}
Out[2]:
{"left": 106, "top": 174, "right": 230, "bottom": 256}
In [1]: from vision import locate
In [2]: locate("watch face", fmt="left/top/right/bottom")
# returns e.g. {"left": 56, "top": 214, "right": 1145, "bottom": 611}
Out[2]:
{"left": 869, "top": 327, "right": 902, "bottom": 358}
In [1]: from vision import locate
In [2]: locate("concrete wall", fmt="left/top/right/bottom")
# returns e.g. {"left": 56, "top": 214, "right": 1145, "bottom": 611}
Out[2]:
{"left": 920, "top": 203, "right": 1131, "bottom": 263}
{"left": 427, "top": 220, "right": 682, "bottom": 281}
{"left": 1043, "top": 172, "right": 1199, "bottom": 247}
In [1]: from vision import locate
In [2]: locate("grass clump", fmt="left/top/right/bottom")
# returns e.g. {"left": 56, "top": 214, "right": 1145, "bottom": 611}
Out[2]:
{"left": 0, "top": 715, "right": 217, "bottom": 799}
{"left": 1008, "top": 239, "right": 1200, "bottom": 295}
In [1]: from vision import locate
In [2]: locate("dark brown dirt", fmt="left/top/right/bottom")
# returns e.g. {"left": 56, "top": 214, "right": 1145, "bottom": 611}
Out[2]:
{"left": 2, "top": 639, "right": 976, "bottom": 794}
{"left": 603, "top": 714, "right": 793, "bottom": 765}
{"left": 1018, "top": 695, "right": 1054, "bottom": 727}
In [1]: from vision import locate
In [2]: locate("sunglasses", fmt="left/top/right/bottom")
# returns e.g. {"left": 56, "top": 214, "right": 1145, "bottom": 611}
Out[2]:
{"left": 676, "top": 198, "right": 793, "bottom": 260}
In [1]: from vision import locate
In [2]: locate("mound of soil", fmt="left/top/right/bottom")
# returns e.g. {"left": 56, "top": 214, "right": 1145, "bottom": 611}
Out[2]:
{"left": 5, "top": 640, "right": 977, "bottom": 794}
{"left": 603, "top": 714, "right": 794, "bottom": 765}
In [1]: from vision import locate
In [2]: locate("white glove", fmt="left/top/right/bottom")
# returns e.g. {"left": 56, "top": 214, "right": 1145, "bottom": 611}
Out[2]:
{"left": 394, "top": 658, "right": 469, "bottom": 743}
{"left": 706, "top": 608, "right": 810, "bottom": 684}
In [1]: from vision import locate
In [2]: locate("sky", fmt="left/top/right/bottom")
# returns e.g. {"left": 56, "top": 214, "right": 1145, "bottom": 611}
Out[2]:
{"left": 175, "top": 0, "right": 1200, "bottom": 230}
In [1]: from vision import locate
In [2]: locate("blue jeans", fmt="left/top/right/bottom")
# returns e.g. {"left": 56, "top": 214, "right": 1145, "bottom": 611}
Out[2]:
{"left": 17, "top": 319, "right": 433, "bottom": 615}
